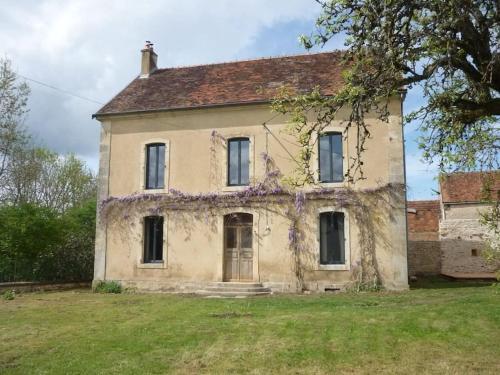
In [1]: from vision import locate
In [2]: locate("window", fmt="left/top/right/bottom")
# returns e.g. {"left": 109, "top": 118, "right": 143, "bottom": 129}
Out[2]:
{"left": 471, "top": 249, "right": 478, "bottom": 257}
{"left": 143, "top": 216, "right": 163, "bottom": 263}
{"left": 145, "top": 143, "right": 165, "bottom": 189}
{"left": 227, "top": 138, "right": 249, "bottom": 186}
{"left": 318, "top": 132, "right": 343, "bottom": 183}
{"left": 319, "top": 212, "right": 345, "bottom": 265}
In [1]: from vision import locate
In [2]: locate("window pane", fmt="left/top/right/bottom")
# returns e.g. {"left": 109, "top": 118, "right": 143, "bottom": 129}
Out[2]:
{"left": 154, "top": 217, "right": 163, "bottom": 261}
{"left": 319, "top": 135, "right": 331, "bottom": 182}
{"left": 157, "top": 145, "right": 165, "bottom": 189}
{"left": 240, "top": 140, "right": 249, "bottom": 185}
{"left": 228, "top": 140, "right": 239, "bottom": 185}
{"left": 147, "top": 146, "right": 157, "bottom": 188}
{"left": 144, "top": 216, "right": 163, "bottom": 263}
{"left": 241, "top": 226, "right": 252, "bottom": 248}
{"left": 320, "top": 212, "right": 345, "bottom": 265}
{"left": 226, "top": 227, "right": 237, "bottom": 248}
{"left": 146, "top": 144, "right": 165, "bottom": 189}
{"left": 319, "top": 133, "right": 343, "bottom": 183}
{"left": 331, "top": 134, "right": 343, "bottom": 182}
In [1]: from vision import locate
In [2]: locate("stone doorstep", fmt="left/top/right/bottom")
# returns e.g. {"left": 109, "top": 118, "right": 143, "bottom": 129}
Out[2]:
{"left": 196, "top": 282, "right": 272, "bottom": 297}
{"left": 208, "top": 282, "right": 266, "bottom": 288}
{"left": 196, "top": 290, "right": 272, "bottom": 298}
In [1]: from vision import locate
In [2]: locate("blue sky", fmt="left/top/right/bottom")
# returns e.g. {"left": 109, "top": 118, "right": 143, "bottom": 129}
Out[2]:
{"left": 0, "top": 0, "right": 438, "bottom": 200}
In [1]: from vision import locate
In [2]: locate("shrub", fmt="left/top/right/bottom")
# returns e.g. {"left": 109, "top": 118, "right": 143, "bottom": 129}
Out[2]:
{"left": 0, "top": 199, "right": 95, "bottom": 283}
{"left": 2, "top": 290, "right": 15, "bottom": 300}
{"left": 94, "top": 281, "right": 122, "bottom": 294}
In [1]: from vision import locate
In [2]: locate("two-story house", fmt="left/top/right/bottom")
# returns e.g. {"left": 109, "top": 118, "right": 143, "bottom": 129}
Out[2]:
{"left": 92, "top": 44, "right": 408, "bottom": 294}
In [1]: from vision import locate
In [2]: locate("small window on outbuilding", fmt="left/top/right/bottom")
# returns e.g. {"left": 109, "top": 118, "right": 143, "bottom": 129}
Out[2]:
{"left": 144, "top": 216, "right": 163, "bottom": 263}
{"left": 471, "top": 249, "right": 478, "bottom": 257}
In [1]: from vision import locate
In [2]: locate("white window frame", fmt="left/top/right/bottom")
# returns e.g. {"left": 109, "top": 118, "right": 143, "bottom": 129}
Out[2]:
{"left": 137, "top": 214, "right": 168, "bottom": 269}
{"left": 311, "top": 126, "right": 347, "bottom": 188}
{"left": 222, "top": 135, "right": 255, "bottom": 192}
{"left": 316, "top": 206, "right": 350, "bottom": 271}
{"left": 140, "top": 138, "right": 170, "bottom": 193}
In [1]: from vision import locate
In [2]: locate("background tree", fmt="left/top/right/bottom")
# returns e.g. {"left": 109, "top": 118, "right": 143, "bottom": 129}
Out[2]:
{"left": 0, "top": 58, "right": 30, "bottom": 183}
{"left": 273, "top": 0, "right": 498, "bottom": 184}
{"left": 1, "top": 147, "right": 96, "bottom": 212}
{"left": 0, "top": 57, "right": 96, "bottom": 282}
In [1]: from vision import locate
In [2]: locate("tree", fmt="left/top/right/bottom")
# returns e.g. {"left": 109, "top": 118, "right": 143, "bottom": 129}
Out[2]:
{"left": 0, "top": 58, "right": 30, "bottom": 182}
{"left": 0, "top": 200, "right": 96, "bottom": 282}
{"left": 1, "top": 147, "right": 97, "bottom": 212}
{"left": 272, "top": 0, "right": 498, "bottom": 184}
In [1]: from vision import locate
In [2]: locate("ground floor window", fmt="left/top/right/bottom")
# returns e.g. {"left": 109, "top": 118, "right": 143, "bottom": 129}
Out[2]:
{"left": 144, "top": 216, "right": 163, "bottom": 263}
{"left": 319, "top": 212, "right": 345, "bottom": 265}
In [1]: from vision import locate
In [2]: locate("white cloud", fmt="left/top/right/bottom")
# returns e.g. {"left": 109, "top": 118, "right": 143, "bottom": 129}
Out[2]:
{"left": 0, "top": 0, "right": 322, "bottom": 166}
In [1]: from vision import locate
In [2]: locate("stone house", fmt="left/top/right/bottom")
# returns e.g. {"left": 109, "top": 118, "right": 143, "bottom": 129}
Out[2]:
{"left": 407, "top": 171, "right": 498, "bottom": 278}
{"left": 92, "top": 44, "right": 408, "bottom": 294}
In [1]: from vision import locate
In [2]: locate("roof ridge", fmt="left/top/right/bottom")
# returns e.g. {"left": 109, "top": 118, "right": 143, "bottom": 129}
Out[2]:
{"left": 154, "top": 50, "right": 344, "bottom": 72}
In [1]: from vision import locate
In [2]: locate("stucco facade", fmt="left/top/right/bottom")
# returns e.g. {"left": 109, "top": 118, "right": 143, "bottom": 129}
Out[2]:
{"left": 93, "top": 49, "right": 408, "bottom": 292}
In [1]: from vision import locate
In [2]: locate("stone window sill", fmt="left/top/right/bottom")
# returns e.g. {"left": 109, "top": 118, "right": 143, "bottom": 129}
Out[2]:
{"left": 222, "top": 185, "right": 250, "bottom": 192}
{"left": 318, "top": 264, "right": 350, "bottom": 271}
{"left": 137, "top": 262, "right": 166, "bottom": 269}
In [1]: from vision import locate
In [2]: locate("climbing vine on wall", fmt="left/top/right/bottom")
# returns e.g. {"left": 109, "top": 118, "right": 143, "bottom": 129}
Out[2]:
{"left": 100, "top": 143, "right": 404, "bottom": 291}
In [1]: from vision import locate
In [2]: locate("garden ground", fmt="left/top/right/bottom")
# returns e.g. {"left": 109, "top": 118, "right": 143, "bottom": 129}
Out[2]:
{"left": 1, "top": 278, "right": 499, "bottom": 374}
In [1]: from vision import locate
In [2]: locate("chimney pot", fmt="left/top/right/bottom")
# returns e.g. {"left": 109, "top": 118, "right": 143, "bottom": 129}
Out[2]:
{"left": 140, "top": 41, "right": 157, "bottom": 78}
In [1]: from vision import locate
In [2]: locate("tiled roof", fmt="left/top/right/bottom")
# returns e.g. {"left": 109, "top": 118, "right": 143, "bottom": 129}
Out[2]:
{"left": 440, "top": 171, "right": 500, "bottom": 203}
{"left": 95, "top": 51, "right": 345, "bottom": 116}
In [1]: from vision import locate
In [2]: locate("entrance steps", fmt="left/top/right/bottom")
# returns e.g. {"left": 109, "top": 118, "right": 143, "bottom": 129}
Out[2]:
{"left": 196, "top": 282, "right": 272, "bottom": 297}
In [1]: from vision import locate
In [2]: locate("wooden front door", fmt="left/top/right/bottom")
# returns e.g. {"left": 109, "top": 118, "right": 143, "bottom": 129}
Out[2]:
{"left": 224, "top": 213, "right": 253, "bottom": 281}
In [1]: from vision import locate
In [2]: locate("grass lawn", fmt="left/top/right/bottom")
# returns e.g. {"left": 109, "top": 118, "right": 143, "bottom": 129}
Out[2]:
{"left": 1, "top": 278, "right": 499, "bottom": 374}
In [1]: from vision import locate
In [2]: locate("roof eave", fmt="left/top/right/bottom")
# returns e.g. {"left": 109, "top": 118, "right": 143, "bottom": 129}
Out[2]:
{"left": 92, "top": 99, "right": 273, "bottom": 120}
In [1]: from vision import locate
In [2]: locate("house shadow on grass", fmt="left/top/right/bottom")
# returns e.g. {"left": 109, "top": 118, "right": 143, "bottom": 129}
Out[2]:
{"left": 409, "top": 275, "right": 495, "bottom": 290}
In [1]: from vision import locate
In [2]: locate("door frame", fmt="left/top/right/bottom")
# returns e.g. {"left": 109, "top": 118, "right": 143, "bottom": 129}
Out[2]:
{"left": 216, "top": 209, "right": 260, "bottom": 282}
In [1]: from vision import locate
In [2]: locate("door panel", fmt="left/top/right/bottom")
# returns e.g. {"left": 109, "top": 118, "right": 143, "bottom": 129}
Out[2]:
{"left": 223, "top": 214, "right": 253, "bottom": 281}
{"left": 239, "top": 226, "right": 253, "bottom": 280}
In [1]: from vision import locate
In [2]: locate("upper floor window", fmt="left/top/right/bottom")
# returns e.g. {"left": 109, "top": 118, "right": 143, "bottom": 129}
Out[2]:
{"left": 318, "top": 132, "right": 343, "bottom": 183}
{"left": 227, "top": 138, "right": 249, "bottom": 186}
{"left": 144, "top": 216, "right": 163, "bottom": 263}
{"left": 146, "top": 143, "right": 165, "bottom": 189}
{"left": 319, "top": 211, "right": 345, "bottom": 265}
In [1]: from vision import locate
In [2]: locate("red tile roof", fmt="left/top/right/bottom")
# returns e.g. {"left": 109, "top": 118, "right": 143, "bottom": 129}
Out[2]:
{"left": 440, "top": 171, "right": 500, "bottom": 203}
{"left": 95, "top": 51, "right": 345, "bottom": 116}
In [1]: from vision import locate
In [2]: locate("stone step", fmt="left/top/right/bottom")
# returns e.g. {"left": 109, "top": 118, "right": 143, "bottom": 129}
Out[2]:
{"left": 204, "top": 286, "right": 270, "bottom": 293}
{"left": 196, "top": 282, "right": 272, "bottom": 297}
{"left": 196, "top": 290, "right": 271, "bottom": 298}
{"left": 208, "top": 282, "right": 264, "bottom": 289}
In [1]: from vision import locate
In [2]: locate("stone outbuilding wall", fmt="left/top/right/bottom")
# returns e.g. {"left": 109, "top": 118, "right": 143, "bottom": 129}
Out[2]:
{"left": 407, "top": 200, "right": 441, "bottom": 276}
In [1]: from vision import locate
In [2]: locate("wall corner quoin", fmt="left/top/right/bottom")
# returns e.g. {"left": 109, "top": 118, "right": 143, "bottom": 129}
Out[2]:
{"left": 93, "top": 120, "right": 112, "bottom": 282}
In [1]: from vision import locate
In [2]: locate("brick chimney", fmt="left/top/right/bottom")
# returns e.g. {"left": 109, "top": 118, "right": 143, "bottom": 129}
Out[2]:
{"left": 140, "top": 41, "right": 157, "bottom": 78}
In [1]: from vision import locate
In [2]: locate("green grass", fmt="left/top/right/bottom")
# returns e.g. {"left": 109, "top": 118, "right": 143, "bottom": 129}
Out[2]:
{"left": 1, "top": 278, "right": 499, "bottom": 374}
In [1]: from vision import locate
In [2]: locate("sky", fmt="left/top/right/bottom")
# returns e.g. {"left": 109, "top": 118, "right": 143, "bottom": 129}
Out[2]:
{"left": 0, "top": 0, "right": 438, "bottom": 200}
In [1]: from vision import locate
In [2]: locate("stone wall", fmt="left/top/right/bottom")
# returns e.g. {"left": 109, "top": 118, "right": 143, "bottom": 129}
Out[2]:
{"left": 441, "top": 240, "right": 495, "bottom": 274}
{"left": 440, "top": 217, "right": 495, "bottom": 274}
{"left": 407, "top": 200, "right": 441, "bottom": 276}
{"left": 407, "top": 241, "right": 441, "bottom": 276}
